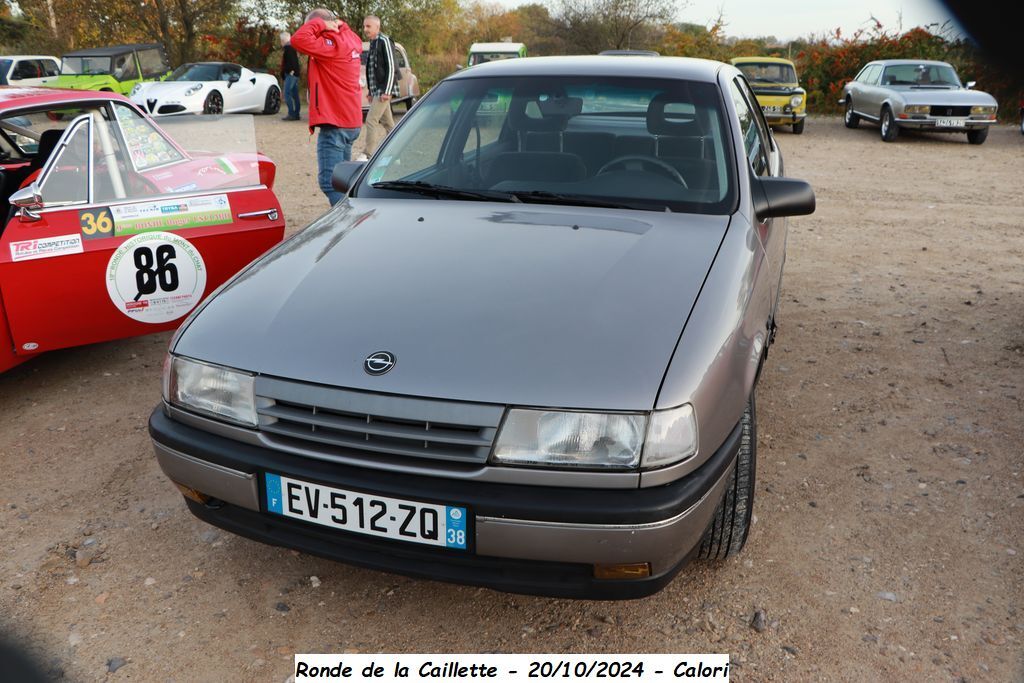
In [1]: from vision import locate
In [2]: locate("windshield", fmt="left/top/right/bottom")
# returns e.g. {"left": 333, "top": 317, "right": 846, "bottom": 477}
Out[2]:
{"left": 881, "top": 63, "right": 961, "bottom": 87}
{"left": 735, "top": 62, "right": 797, "bottom": 84}
{"left": 469, "top": 52, "right": 520, "bottom": 66}
{"left": 356, "top": 76, "right": 735, "bottom": 214}
{"left": 61, "top": 56, "right": 114, "bottom": 75}
{"left": 170, "top": 63, "right": 222, "bottom": 81}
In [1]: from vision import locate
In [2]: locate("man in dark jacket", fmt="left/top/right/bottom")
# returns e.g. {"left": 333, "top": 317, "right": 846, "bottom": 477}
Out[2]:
{"left": 291, "top": 8, "right": 363, "bottom": 205}
{"left": 357, "top": 15, "right": 399, "bottom": 158}
{"left": 279, "top": 32, "right": 301, "bottom": 121}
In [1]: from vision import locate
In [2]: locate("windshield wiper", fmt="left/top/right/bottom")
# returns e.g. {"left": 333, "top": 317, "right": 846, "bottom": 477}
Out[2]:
{"left": 509, "top": 190, "right": 639, "bottom": 210}
{"left": 370, "top": 180, "right": 520, "bottom": 203}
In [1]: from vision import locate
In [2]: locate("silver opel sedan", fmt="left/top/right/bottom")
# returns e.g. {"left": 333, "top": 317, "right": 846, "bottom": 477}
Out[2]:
{"left": 150, "top": 56, "right": 815, "bottom": 599}
{"left": 841, "top": 59, "right": 998, "bottom": 144}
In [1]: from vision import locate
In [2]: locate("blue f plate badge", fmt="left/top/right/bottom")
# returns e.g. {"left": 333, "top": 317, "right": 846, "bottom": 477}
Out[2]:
{"left": 265, "top": 473, "right": 468, "bottom": 550}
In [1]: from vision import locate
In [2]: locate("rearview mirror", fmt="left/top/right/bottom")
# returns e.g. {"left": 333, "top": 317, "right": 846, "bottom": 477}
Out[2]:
{"left": 9, "top": 182, "right": 44, "bottom": 221}
{"left": 751, "top": 176, "right": 815, "bottom": 220}
{"left": 331, "top": 161, "right": 366, "bottom": 194}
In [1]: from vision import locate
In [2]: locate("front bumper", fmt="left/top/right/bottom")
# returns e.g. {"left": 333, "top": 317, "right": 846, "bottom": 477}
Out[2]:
{"left": 149, "top": 406, "right": 741, "bottom": 599}
{"left": 895, "top": 118, "right": 994, "bottom": 132}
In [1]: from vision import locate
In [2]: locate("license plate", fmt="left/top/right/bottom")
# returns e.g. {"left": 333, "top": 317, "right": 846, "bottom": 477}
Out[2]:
{"left": 936, "top": 118, "right": 965, "bottom": 127}
{"left": 264, "top": 473, "right": 468, "bottom": 550}
{"left": 762, "top": 105, "right": 783, "bottom": 113}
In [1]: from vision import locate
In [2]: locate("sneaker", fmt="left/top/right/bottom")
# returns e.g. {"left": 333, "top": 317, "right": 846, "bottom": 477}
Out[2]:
{"left": 281, "top": 116, "right": 300, "bottom": 121}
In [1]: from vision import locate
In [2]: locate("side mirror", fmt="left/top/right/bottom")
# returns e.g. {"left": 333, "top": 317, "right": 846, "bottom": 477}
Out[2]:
{"left": 965, "top": 80, "right": 976, "bottom": 89}
{"left": 331, "top": 160, "right": 366, "bottom": 194}
{"left": 751, "top": 176, "right": 815, "bottom": 220}
{"left": 9, "top": 182, "right": 44, "bottom": 221}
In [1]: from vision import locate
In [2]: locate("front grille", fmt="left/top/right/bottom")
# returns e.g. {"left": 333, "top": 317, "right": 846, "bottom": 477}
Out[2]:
{"left": 929, "top": 105, "right": 970, "bottom": 117}
{"left": 158, "top": 104, "right": 186, "bottom": 114}
{"left": 254, "top": 377, "right": 504, "bottom": 465}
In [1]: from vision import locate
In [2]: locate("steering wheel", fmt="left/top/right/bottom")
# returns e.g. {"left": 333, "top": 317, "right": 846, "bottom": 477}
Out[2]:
{"left": 596, "top": 155, "right": 687, "bottom": 187}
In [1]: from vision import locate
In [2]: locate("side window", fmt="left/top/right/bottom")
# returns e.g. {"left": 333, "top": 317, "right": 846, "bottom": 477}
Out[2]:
{"left": 39, "top": 118, "right": 90, "bottom": 205}
{"left": 10, "top": 60, "right": 34, "bottom": 80}
{"left": 394, "top": 47, "right": 408, "bottom": 69}
{"left": 42, "top": 59, "right": 60, "bottom": 77}
{"left": 736, "top": 77, "right": 773, "bottom": 154}
{"left": 138, "top": 49, "right": 168, "bottom": 78}
{"left": 113, "top": 54, "right": 139, "bottom": 81}
{"left": 112, "top": 103, "right": 184, "bottom": 170}
{"left": 729, "top": 79, "right": 767, "bottom": 176}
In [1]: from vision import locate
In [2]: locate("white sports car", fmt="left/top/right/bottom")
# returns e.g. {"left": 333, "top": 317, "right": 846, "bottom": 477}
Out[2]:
{"left": 130, "top": 62, "right": 280, "bottom": 116}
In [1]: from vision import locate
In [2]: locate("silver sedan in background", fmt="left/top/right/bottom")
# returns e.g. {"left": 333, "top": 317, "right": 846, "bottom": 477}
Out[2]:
{"left": 150, "top": 56, "right": 815, "bottom": 599}
{"left": 841, "top": 59, "right": 998, "bottom": 144}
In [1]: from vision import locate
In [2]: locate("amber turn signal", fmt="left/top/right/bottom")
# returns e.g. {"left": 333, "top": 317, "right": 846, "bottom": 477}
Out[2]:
{"left": 172, "top": 481, "right": 210, "bottom": 504}
{"left": 593, "top": 563, "right": 651, "bottom": 580}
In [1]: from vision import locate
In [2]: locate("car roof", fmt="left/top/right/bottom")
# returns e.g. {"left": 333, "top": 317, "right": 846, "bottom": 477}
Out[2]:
{"left": 62, "top": 44, "right": 164, "bottom": 57}
{"left": 0, "top": 86, "right": 129, "bottom": 108}
{"left": 731, "top": 56, "right": 795, "bottom": 66}
{"left": 0, "top": 55, "right": 59, "bottom": 61}
{"left": 451, "top": 55, "right": 725, "bottom": 82}
{"left": 469, "top": 42, "right": 526, "bottom": 52}
{"left": 869, "top": 59, "right": 953, "bottom": 67}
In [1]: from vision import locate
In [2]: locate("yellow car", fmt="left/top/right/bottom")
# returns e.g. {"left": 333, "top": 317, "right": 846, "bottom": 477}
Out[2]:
{"left": 730, "top": 57, "right": 806, "bottom": 134}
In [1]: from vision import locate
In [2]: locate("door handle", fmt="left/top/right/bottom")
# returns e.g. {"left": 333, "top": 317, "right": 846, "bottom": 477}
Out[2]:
{"left": 238, "top": 209, "right": 279, "bottom": 221}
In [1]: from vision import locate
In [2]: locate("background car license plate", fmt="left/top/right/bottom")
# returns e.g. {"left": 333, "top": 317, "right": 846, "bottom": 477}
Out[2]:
{"left": 762, "top": 105, "right": 783, "bottom": 113}
{"left": 936, "top": 118, "right": 965, "bottom": 127}
{"left": 264, "top": 473, "right": 468, "bottom": 549}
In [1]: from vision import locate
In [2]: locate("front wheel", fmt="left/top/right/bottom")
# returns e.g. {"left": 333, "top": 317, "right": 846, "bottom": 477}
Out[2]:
{"left": 843, "top": 99, "right": 859, "bottom": 128}
{"left": 880, "top": 107, "right": 898, "bottom": 142}
{"left": 792, "top": 119, "right": 805, "bottom": 135}
{"left": 263, "top": 86, "right": 281, "bottom": 114}
{"left": 966, "top": 127, "right": 989, "bottom": 145}
{"left": 203, "top": 91, "right": 223, "bottom": 115}
{"left": 697, "top": 395, "right": 757, "bottom": 560}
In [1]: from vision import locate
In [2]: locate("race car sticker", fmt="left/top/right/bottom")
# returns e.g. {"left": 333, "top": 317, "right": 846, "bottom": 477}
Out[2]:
{"left": 110, "top": 194, "right": 232, "bottom": 236}
{"left": 105, "top": 231, "right": 207, "bottom": 324}
{"left": 79, "top": 208, "right": 115, "bottom": 239}
{"left": 9, "top": 234, "right": 84, "bottom": 262}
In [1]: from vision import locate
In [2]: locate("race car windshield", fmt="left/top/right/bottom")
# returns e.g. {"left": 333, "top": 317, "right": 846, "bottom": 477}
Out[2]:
{"left": 736, "top": 63, "right": 797, "bottom": 84}
{"left": 170, "top": 64, "right": 222, "bottom": 81}
{"left": 62, "top": 56, "right": 113, "bottom": 75}
{"left": 356, "top": 76, "right": 736, "bottom": 215}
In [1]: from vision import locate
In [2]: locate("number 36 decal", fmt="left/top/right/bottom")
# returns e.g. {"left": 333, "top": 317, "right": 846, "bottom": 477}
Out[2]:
{"left": 105, "top": 231, "right": 207, "bottom": 324}
{"left": 79, "top": 208, "right": 114, "bottom": 238}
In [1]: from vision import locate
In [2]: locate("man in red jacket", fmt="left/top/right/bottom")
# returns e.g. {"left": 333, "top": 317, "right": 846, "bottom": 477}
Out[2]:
{"left": 290, "top": 8, "right": 364, "bottom": 205}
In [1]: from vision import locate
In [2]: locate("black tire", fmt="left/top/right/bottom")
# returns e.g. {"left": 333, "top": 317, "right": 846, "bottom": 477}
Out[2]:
{"left": 792, "top": 119, "right": 805, "bottom": 135}
{"left": 263, "top": 86, "right": 281, "bottom": 114}
{"left": 966, "top": 127, "right": 988, "bottom": 145}
{"left": 843, "top": 98, "right": 859, "bottom": 128}
{"left": 697, "top": 395, "right": 757, "bottom": 560}
{"left": 879, "top": 106, "right": 899, "bottom": 142}
{"left": 203, "top": 91, "right": 223, "bottom": 115}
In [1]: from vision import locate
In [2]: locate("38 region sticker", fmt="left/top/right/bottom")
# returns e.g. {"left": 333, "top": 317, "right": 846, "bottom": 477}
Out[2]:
{"left": 105, "top": 231, "right": 206, "bottom": 324}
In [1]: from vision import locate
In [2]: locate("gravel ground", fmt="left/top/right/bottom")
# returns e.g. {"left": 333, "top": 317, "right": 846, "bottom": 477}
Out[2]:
{"left": 0, "top": 115, "right": 1022, "bottom": 682}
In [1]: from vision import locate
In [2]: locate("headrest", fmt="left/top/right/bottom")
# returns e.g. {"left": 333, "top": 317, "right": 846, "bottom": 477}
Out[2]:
{"left": 36, "top": 128, "right": 65, "bottom": 161}
{"left": 647, "top": 93, "right": 702, "bottom": 136}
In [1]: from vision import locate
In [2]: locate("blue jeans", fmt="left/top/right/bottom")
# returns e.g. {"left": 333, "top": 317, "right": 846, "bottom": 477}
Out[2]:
{"left": 284, "top": 73, "right": 300, "bottom": 119}
{"left": 316, "top": 125, "right": 361, "bottom": 205}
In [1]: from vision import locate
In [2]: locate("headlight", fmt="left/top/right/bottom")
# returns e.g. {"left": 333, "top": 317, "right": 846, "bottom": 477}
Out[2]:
{"left": 165, "top": 355, "right": 256, "bottom": 426}
{"left": 904, "top": 105, "right": 930, "bottom": 115}
{"left": 130, "top": 83, "right": 142, "bottom": 96}
{"left": 970, "top": 105, "right": 996, "bottom": 115}
{"left": 642, "top": 404, "right": 698, "bottom": 469}
{"left": 184, "top": 83, "right": 204, "bottom": 96}
{"left": 491, "top": 409, "right": 646, "bottom": 470}
{"left": 789, "top": 95, "right": 803, "bottom": 107}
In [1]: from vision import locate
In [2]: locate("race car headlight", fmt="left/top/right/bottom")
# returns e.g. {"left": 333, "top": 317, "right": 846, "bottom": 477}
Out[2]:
{"left": 970, "top": 105, "right": 996, "bottom": 115}
{"left": 641, "top": 403, "right": 698, "bottom": 469}
{"left": 130, "top": 83, "right": 143, "bottom": 96}
{"left": 165, "top": 355, "right": 256, "bottom": 426}
{"left": 789, "top": 94, "right": 804, "bottom": 107}
{"left": 491, "top": 409, "right": 646, "bottom": 470}
{"left": 904, "top": 104, "right": 930, "bottom": 115}
{"left": 184, "top": 83, "right": 204, "bottom": 96}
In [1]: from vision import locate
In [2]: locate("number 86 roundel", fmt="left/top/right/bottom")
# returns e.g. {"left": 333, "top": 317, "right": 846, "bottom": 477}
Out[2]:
{"left": 105, "top": 232, "right": 207, "bottom": 325}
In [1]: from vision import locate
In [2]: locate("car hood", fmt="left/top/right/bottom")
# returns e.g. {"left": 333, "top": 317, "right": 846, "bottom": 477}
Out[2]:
{"left": 174, "top": 200, "right": 730, "bottom": 411}
{"left": 53, "top": 75, "right": 115, "bottom": 89}
{"left": 134, "top": 81, "right": 206, "bottom": 98}
{"left": 898, "top": 88, "right": 997, "bottom": 106}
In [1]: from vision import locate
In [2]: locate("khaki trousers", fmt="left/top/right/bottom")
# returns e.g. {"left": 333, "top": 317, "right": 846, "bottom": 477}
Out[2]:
{"left": 353, "top": 96, "right": 395, "bottom": 159}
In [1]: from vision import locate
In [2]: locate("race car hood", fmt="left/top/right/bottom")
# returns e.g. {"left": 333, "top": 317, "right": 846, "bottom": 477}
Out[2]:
{"left": 174, "top": 200, "right": 730, "bottom": 411}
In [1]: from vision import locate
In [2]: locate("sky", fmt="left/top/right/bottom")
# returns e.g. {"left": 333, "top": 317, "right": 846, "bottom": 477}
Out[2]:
{"left": 491, "top": 0, "right": 962, "bottom": 42}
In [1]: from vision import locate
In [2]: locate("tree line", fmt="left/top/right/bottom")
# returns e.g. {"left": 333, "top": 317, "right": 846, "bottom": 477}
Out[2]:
{"left": 2, "top": 1, "right": 1019, "bottom": 118}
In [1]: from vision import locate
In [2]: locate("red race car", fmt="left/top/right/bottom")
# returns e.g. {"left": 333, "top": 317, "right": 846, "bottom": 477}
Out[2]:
{"left": 0, "top": 87, "right": 285, "bottom": 372}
